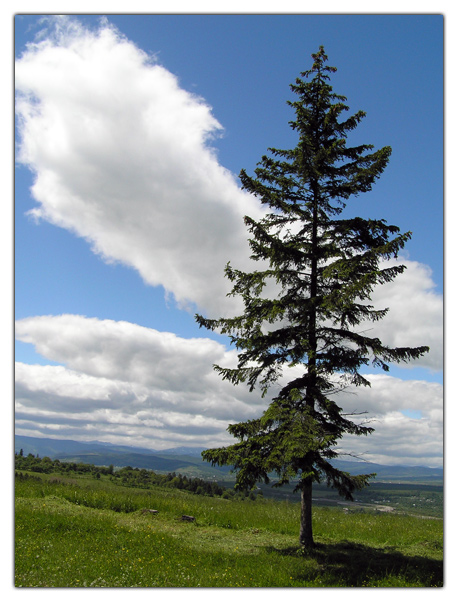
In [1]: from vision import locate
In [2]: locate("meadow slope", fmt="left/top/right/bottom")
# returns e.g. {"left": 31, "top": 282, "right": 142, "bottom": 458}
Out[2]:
{"left": 15, "top": 471, "right": 443, "bottom": 587}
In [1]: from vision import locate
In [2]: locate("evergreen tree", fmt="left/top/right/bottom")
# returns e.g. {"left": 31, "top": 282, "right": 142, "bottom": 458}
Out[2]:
{"left": 196, "top": 47, "right": 429, "bottom": 549}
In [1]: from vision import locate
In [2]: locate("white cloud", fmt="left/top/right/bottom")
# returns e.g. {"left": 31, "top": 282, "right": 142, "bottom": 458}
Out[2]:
{"left": 15, "top": 315, "right": 442, "bottom": 465}
{"left": 367, "top": 258, "right": 443, "bottom": 371}
{"left": 335, "top": 374, "right": 443, "bottom": 466}
{"left": 15, "top": 314, "right": 266, "bottom": 448}
{"left": 15, "top": 315, "right": 232, "bottom": 392}
{"left": 15, "top": 16, "right": 262, "bottom": 317}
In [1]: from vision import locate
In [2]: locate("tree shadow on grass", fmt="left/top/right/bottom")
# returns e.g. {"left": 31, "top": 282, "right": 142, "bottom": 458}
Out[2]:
{"left": 266, "top": 541, "right": 443, "bottom": 587}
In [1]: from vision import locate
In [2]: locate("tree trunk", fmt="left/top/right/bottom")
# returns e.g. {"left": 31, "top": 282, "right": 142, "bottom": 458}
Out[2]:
{"left": 298, "top": 184, "right": 318, "bottom": 552}
{"left": 299, "top": 477, "right": 314, "bottom": 548}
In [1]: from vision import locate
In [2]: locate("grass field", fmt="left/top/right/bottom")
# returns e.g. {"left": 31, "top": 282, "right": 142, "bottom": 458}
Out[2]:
{"left": 15, "top": 471, "right": 443, "bottom": 587}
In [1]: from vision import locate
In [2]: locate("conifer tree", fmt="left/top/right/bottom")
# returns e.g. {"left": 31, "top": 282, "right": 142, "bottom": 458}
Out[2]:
{"left": 195, "top": 47, "right": 429, "bottom": 549}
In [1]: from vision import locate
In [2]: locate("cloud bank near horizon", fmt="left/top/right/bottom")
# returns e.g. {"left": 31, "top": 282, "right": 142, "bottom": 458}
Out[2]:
{"left": 15, "top": 315, "right": 443, "bottom": 466}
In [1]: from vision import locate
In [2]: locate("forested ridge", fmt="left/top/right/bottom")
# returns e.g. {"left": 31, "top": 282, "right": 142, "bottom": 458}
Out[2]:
{"left": 15, "top": 452, "right": 260, "bottom": 500}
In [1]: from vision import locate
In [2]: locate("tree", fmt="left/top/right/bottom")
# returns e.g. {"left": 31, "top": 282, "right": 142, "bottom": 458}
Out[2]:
{"left": 195, "top": 47, "right": 429, "bottom": 549}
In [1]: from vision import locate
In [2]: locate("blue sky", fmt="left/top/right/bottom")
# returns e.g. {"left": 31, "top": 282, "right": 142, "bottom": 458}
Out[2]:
{"left": 14, "top": 14, "right": 443, "bottom": 466}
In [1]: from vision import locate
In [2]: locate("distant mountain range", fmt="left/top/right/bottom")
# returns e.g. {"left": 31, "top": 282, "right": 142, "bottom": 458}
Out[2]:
{"left": 14, "top": 435, "right": 443, "bottom": 482}
{"left": 14, "top": 435, "right": 230, "bottom": 478}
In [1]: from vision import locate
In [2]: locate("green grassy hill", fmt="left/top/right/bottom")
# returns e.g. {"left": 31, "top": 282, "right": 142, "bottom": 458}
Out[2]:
{"left": 15, "top": 468, "right": 443, "bottom": 588}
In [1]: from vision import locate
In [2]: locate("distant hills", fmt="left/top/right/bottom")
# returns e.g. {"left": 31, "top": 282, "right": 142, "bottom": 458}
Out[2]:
{"left": 15, "top": 435, "right": 443, "bottom": 482}
{"left": 14, "top": 435, "right": 230, "bottom": 479}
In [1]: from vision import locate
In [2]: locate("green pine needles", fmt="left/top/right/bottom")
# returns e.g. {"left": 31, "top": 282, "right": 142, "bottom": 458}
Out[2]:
{"left": 195, "top": 46, "right": 429, "bottom": 548}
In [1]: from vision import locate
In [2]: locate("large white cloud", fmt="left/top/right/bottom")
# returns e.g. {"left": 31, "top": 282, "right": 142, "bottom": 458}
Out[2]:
{"left": 15, "top": 16, "right": 262, "bottom": 316}
{"left": 15, "top": 315, "right": 442, "bottom": 465}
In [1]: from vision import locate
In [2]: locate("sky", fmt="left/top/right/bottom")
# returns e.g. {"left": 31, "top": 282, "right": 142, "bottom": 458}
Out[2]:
{"left": 14, "top": 13, "right": 444, "bottom": 467}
